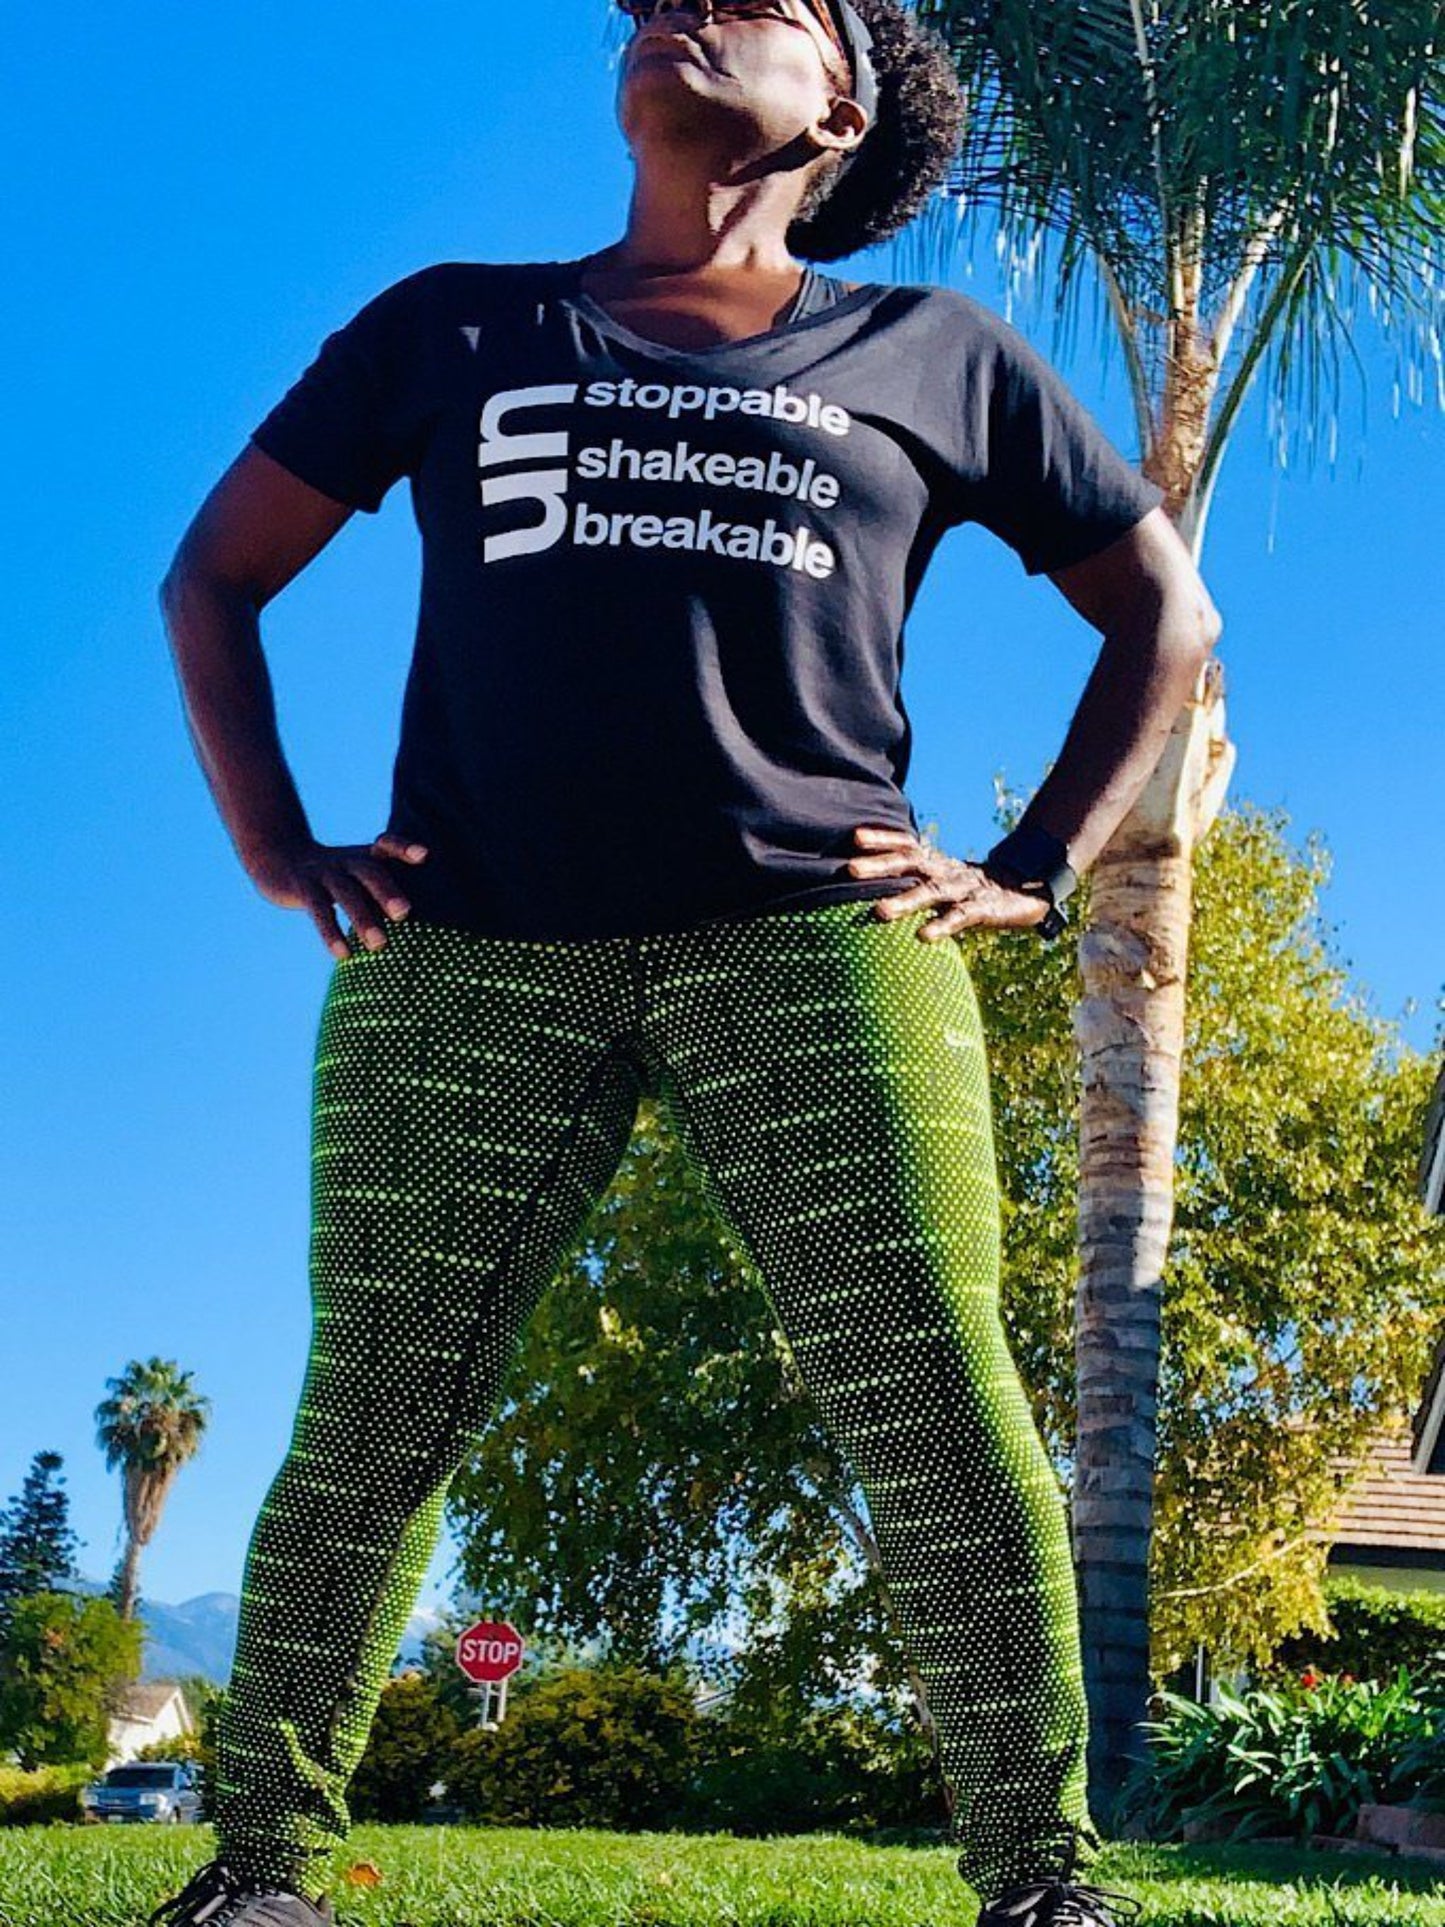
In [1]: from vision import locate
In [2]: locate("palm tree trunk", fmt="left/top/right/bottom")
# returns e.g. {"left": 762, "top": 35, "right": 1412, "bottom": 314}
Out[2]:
{"left": 1071, "top": 654, "right": 1233, "bottom": 1821}
{"left": 116, "top": 1534, "right": 143, "bottom": 1622}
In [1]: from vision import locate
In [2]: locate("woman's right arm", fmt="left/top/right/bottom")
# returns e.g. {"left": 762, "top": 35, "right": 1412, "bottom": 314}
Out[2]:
{"left": 158, "top": 442, "right": 425, "bottom": 959}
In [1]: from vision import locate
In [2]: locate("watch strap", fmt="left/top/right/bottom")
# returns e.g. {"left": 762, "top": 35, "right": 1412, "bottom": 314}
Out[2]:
{"left": 983, "top": 824, "right": 1077, "bottom": 904}
{"left": 1035, "top": 901, "right": 1068, "bottom": 941}
{"left": 982, "top": 825, "right": 1077, "bottom": 942}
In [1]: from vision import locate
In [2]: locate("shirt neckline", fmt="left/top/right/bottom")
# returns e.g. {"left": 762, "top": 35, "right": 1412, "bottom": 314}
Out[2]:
{"left": 551, "top": 255, "right": 881, "bottom": 361}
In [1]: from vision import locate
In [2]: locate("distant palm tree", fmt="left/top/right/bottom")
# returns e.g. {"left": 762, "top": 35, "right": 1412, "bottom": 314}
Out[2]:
{"left": 902, "top": 0, "right": 1443, "bottom": 1818}
{"left": 95, "top": 1357, "right": 212, "bottom": 1621}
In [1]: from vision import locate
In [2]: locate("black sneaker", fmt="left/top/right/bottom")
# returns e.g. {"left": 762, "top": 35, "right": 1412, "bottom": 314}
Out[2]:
{"left": 146, "top": 1856, "right": 335, "bottom": 1926}
{"left": 975, "top": 1873, "right": 1141, "bottom": 1925}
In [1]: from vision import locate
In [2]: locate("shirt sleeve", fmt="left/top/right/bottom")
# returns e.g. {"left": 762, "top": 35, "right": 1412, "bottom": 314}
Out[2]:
{"left": 946, "top": 303, "right": 1166, "bottom": 576}
{"left": 248, "top": 272, "right": 426, "bottom": 514}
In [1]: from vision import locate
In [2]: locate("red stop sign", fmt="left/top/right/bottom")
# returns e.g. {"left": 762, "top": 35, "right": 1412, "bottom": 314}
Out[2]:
{"left": 456, "top": 1620, "right": 524, "bottom": 1683}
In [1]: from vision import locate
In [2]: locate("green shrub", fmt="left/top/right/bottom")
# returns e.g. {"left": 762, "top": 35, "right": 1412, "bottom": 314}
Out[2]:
{"left": 440, "top": 1662, "right": 947, "bottom": 1840}
{"left": 350, "top": 1670, "right": 462, "bottom": 1823}
{"left": 130, "top": 1733, "right": 206, "bottom": 1766}
{"left": 445, "top": 1661, "right": 701, "bottom": 1829}
{"left": 1263, "top": 1576, "right": 1445, "bottom": 1689}
{"left": 687, "top": 1693, "right": 946, "bottom": 1837}
{"left": 1389, "top": 1709, "right": 1445, "bottom": 1811}
{"left": 0, "top": 1762, "right": 94, "bottom": 1826}
{"left": 1118, "top": 1666, "right": 1445, "bottom": 1844}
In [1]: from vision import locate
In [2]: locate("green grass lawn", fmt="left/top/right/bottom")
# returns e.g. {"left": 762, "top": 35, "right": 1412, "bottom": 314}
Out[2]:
{"left": 2, "top": 1823, "right": 1444, "bottom": 1927}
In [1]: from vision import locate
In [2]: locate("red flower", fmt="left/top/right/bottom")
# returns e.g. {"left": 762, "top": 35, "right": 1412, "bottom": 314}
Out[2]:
{"left": 1299, "top": 1669, "right": 1320, "bottom": 1687}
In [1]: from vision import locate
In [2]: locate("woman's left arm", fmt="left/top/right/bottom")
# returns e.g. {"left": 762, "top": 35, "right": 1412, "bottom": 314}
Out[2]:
{"left": 847, "top": 504, "right": 1222, "bottom": 937}
{"left": 1009, "top": 501, "right": 1222, "bottom": 876}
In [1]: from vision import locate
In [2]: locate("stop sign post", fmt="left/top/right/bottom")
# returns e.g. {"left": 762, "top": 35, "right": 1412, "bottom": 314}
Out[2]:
{"left": 456, "top": 1619, "right": 524, "bottom": 1727}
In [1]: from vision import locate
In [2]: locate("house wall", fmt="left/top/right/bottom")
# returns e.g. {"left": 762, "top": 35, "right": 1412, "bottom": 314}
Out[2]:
{"left": 1330, "top": 1560, "right": 1445, "bottom": 1597}
{"left": 106, "top": 1694, "right": 191, "bottom": 1769}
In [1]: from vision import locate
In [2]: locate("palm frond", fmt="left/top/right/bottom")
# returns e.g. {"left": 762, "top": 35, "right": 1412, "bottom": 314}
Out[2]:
{"left": 908, "top": 0, "right": 1445, "bottom": 505}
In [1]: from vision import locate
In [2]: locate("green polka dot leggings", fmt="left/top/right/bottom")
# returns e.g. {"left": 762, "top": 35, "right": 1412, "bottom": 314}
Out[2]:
{"left": 212, "top": 896, "right": 1103, "bottom": 1902}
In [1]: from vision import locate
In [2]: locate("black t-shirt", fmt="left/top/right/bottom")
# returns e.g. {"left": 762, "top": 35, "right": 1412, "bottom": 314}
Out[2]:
{"left": 248, "top": 257, "right": 1164, "bottom": 940}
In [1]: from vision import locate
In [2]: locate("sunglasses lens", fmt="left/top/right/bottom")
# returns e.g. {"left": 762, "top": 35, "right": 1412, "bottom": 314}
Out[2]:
{"left": 618, "top": 0, "right": 851, "bottom": 74}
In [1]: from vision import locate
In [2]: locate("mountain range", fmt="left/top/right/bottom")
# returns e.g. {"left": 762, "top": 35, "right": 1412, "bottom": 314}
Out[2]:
{"left": 73, "top": 1576, "right": 447, "bottom": 1685}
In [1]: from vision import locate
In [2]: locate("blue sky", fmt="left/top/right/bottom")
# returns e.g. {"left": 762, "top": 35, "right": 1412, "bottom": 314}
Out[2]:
{"left": 3, "top": 1, "right": 1441, "bottom": 1627}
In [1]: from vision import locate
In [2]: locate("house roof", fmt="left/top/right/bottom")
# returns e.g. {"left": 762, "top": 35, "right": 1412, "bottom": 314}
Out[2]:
{"left": 109, "top": 1680, "right": 191, "bottom": 1725}
{"left": 1318, "top": 1427, "right": 1445, "bottom": 1557}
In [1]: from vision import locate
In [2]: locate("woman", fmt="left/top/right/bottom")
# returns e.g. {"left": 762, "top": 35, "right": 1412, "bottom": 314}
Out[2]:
{"left": 150, "top": 2, "right": 1219, "bottom": 1923}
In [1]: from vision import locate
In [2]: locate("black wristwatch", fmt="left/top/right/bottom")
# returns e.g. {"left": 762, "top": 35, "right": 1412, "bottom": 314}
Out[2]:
{"left": 981, "top": 824, "right": 1078, "bottom": 941}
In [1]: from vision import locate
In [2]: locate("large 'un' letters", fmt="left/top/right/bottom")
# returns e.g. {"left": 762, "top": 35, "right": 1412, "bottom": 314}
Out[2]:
{"left": 476, "top": 384, "right": 579, "bottom": 564}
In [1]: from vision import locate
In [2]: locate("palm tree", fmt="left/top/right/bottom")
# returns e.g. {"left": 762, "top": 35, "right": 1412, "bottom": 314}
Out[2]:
{"left": 898, "top": 0, "right": 1444, "bottom": 1818}
{"left": 95, "top": 1357, "right": 212, "bottom": 1621}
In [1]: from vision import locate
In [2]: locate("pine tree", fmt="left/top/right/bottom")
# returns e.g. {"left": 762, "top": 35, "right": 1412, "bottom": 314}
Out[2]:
{"left": 105, "top": 1550, "right": 137, "bottom": 1621}
{"left": 0, "top": 1450, "right": 82, "bottom": 1632}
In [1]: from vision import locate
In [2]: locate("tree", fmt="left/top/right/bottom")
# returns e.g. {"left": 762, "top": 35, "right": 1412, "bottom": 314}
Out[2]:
{"left": 171, "top": 1671, "right": 225, "bottom": 1733}
{"left": 900, "top": 0, "right": 1445, "bottom": 1810}
{"left": 969, "top": 796, "right": 1445, "bottom": 1676}
{"left": 0, "top": 1590, "right": 143, "bottom": 1770}
{"left": 93, "top": 1357, "right": 211, "bottom": 1622}
{"left": 417, "top": 1612, "right": 486, "bottom": 1728}
{"left": 0, "top": 1450, "right": 81, "bottom": 1634}
{"left": 443, "top": 798, "right": 1443, "bottom": 1816}
{"left": 445, "top": 1105, "right": 939, "bottom": 1756}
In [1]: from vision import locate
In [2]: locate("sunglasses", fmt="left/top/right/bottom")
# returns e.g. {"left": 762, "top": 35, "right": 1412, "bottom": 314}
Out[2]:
{"left": 617, "top": 0, "right": 855, "bottom": 89}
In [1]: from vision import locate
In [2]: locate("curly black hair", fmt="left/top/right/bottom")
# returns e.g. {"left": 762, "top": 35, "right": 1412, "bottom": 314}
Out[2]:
{"left": 787, "top": 0, "right": 966, "bottom": 263}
